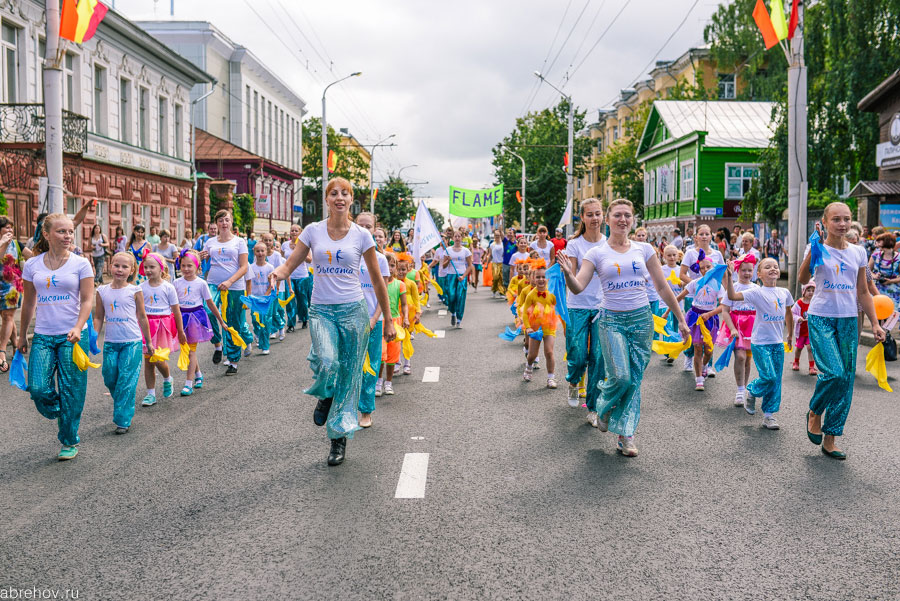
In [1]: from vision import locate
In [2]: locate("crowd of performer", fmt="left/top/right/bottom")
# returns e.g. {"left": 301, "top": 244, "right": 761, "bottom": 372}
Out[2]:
{"left": 3, "top": 182, "right": 897, "bottom": 465}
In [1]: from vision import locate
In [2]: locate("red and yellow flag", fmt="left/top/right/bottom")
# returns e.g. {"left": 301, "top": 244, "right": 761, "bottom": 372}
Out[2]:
{"left": 327, "top": 150, "right": 337, "bottom": 174}
{"left": 752, "top": 0, "right": 780, "bottom": 49}
{"left": 373, "top": 188, "right": 379, "bottom": 201}
{"left": 60, "top": 0, "right": 108, "bottom": 44}
{"left": 516, "top": 190, "right": 522, "bottom": 204}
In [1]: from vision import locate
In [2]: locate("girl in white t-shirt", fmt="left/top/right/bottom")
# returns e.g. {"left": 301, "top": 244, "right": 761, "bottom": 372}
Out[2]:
{"left": 798, "top": 202, "right": 885, "bottom": 460}
{"left": 673, "top": 258, "right": 726, "bottom": 391}
{"left": 725, "top": 257, "right": 794, "bottom": 429}
{"left": 174, "top": 249, "right": 226, "bottom": 395}
{"left": 284, "top": 225, "right": 312, "bottom": 332}
{"left": 509, "top": 237, "right": 530, "bottom": 266}
{"left": 659, "top": 244, "right": 684, "bottom": 365}
{"left": 529, "top": 225, "right": 554, "bottom": 265}
{"left": 94, "top": 252, "right": 153, "bottom": 433}
{"left": 200, "top": 210, "right": 251, "bottom": 374}
{"left": 248, "top": 243, "right": 277, "bottom": 354}
{"left": 441, "top": 231, "right": 473, "bottom": 328}
{"left": 488, "top": 230, "right": 507, "bottom": 296}
{"left": 561, "top": 199, "right": 607, "bottom": 420}
{"left": 18, "top": 214, "right": 95, "bottom": 461}
{"left": 262, "top": 233, "right": 287, "bottom": 340}
{"left": 719, "top": 254, "right": 759, "bottom": 407}
{"left": 139, "top": 253, "right": 186, "bottom": 407}
{"left": 269, "top": 177, "right": 395, "bottom": 467}
{"left": 558, "top": 199, "right": 689, "bottom": 458}
{"left": 679, "top": 224, "right": 725, "bottom": 373}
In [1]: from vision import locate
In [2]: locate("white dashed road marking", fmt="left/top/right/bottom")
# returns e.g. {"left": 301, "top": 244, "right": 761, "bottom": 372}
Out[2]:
{"left": 422, "top": 367, "right": 440, "bottom": 382}
{"left": 395, "top": 453, "right": 430, "bottom": 499}
{"left": 434, "top": 330, "right": 445, "bottom": 338}
{"left": 438, "top": 310, "right": 447, "bottom": 316}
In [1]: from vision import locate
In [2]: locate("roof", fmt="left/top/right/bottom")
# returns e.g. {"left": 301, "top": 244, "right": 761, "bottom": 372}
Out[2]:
{"left": 195, "top": 129, "right": 257, "bottom": 162}
{"left": 637, "top": 100, "right": 776, "bottom": 160}
{"left": 848, "top": 180, "right": 900, "bottom": 197}
{"left": 858, "top": 69, "right": 900, "bottom": 113}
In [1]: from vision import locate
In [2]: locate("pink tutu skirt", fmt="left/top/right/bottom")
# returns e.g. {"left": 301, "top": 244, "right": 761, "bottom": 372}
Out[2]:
{"left": 181, "top": 305, "right": 214, "bottom": 344}
{"left": 144, "top": 314, "right": 179, "bottom": 353}
{"left": 717, "top": 310, "right": 754, "bottom": 350}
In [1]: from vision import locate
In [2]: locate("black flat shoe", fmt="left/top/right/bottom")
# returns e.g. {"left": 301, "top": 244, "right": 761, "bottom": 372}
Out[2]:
{"left": 821, "top": 446, "right": 847, "bottom": 460}
{"left": 212, "top": 349, "right": 222, "bottom": 364}
{"left": 327, "top": 437, "right": 346, "bottom": 466}
{"left": 287, "top": 326, "right": 295, "bottom": 333}
{"left": 806, "top": 410, "right": 823, "bottom": 445}
{"left": 313, "top": 397, "right": 333, "bottom": 426}
{"left": 301, "top": 321, "right": 308, "bottom": 329}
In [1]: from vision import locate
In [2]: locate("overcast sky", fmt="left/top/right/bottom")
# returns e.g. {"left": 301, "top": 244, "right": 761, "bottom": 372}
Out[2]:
{"left": 116, "top": 0, "right": 722, "bottom": 216}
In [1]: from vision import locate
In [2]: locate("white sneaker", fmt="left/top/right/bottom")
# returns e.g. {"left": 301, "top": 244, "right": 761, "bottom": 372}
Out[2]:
{"left": 763, "top": 415, "right": 780, "bottom": 430}
{"left": 547, "top": 378, "right": 558, "bottom": 389}
{"left": 243, "top": 343, "right": 252, "bottom": 358}
{"left": 744, "top": 395, "right": 757, "bottom": 415}
{"left": 533, "top": 358, "right": 540, "bottom": 370}
{"left": 523, "top": 365, "right": 533, "bottom": 382}
{"left": 375, "top": 381, "right": 383, "bottom": 397}
{"left": 706, "top": 366, "right": 716, "bottom": 378}
{"left": 384, "top": 381, "right": 394, "bottom": 395}
{"left": 278, "top": 329, "right": 285, "bottom": 341}
{"left": 733, "top": 391, "right": 745, "bottom": 407}
{"left": 269, "top": 332, "right": 277, "bottom": 340}
{"left": 586, "top": 411, "right": 600, "bottom": 428}
{"left": 617, "top": 435, "right": 638, "bottom": 457}
{"left": 598, "top": 412, "right": 610, "bottom": 432}
{"left": 261, "top": 349, "right": 270, "bottom": 356}
{"left": 567, "top": 385, "right": 580, "bottom": 408}
{"left": 403, "top": 365, "right": 411, "bottom": 375}
{"left": 683, "top": 356, "right": 693, "bottom": 371}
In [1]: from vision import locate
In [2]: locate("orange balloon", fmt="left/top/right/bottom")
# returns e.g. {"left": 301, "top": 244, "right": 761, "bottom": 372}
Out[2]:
{"left": 873, "top": 294, "right": 896, "bottom": 321}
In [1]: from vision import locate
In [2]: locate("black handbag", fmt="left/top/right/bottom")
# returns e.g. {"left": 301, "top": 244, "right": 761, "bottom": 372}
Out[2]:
{"left": 884, "top": 330, "right": 897, "bottom": 362}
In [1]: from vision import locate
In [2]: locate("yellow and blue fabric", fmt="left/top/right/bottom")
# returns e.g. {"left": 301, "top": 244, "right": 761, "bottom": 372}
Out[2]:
{"left": 808, "top": 314, "right": 857, "bottom": 436}
{"left": 808, "top": 229, "right": 831, "bottom": 274}
{"left": 565, "top": 308, "right": 604, "bottom": 412}
{"left": 546, "top": 263, "right": 570, "bottom": 330}
{"left": 499, "top": 325, "right": 522, "bottom": 341}
{"left": 748, "top": 342, "right": 785, "bottom": 413}
{"left": 360, "top": 319, "right": 383, "bottom": 414}
{"left": 241, "top": 291, "right": 279, "bottom": 351}
{"left": 216, "top": 289, "right": 251, "bottom": 362}
{"left": 101, "top": 340, "right": 143, "bottom": 429}
{"left": 865, "top": 343, "right": 893, "bottom": 392}
{"left": 305, "top": 299, "right": 369, "bottom": 440}
{"left": 714, "top": 337, "right": 737, "bottom": 371}
{"left": 686, "top": 308, "right": 716, "bottom": 353}
{"left": 86, "top": 313, "right": 101, "bottom": 355}
{"left": 28, "top": 334, "right": 89, "bottom": 446}
{"left": 446, "top": 274, "right": 468, "bottom": 320}
{"left": 72, "top": 343, "right": 100, "bottom": 370}
{"left": 286, "top": 276, "right": 311, "bottom": 328}
{"left": 595, "top": 306, "right": 653, "bottom": 438}
{"left": 205, "top": 282, "right": 223, "bottom": 346}
{"left": 9, "top": 350, "right": 27, "bottom": 391}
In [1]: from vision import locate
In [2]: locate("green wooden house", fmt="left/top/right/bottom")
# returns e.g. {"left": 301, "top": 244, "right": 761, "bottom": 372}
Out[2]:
{"left": 636, "top": 101, "right": 775, "bottom": 239}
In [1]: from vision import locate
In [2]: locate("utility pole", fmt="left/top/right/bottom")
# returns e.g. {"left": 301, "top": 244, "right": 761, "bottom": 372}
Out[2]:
{"left": 44, "top": 0, "right": 64, "bottom": 214}
{"left": 566, "top": 99, "right": 575, "bottom": 235}
{"left": 321, "top": 72, "right": 361, "bottom": 218}
{"left": 501, "top": 145, "right": 526, "bottom": 232}
{"left": 368, "top": 135, "right": 396, "bottom": 213}
{"left": 786, "top": 1, "right": 807, "bottom": 295}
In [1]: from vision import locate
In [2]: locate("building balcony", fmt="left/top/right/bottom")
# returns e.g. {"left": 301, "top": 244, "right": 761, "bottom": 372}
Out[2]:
{"left": 0, "top": 103, "right": 88, "bottom": 154}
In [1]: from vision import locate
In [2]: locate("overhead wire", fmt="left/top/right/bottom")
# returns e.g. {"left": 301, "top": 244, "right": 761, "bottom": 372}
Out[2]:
{"left": 520, "top": 0, "right": 575, "bottom": 117}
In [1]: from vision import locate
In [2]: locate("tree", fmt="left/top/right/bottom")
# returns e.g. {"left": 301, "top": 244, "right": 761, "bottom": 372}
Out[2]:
{"left": 492, "top": 99, "right": 591, "bottom": 231}
{"left": 232, "top": 193, "right": 256, "bottom": 233}
{"left": 598, "top": 104, "right": 650, "bottom": 219}
{"left": 374, "top": 176, "right": 415, "bottom": 232}
{"left": 428, "top": 208, "right": 444, "bottom": 231}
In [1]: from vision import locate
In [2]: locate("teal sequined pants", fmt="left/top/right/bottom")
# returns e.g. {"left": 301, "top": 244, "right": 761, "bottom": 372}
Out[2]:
{"left": 306, "top": 300, "right": 369, "bottom": 440}
{"left": 286, "top": 277, "right": 311, "bottom": 327}
{"left": 446, "top": 275, "right": 468, "bottom": 320}
{"left": 359, "top": 319, "right": 383, "bottom": 414}
{"left": 102, "top": 340, "right": 143, "bottom": 428}
{"left": 808, "top": 315, "right": 857, "bottom": 436}
{"left": 565, "top": 308, "right": 604, "bottom": 412}
{"left": 596, "top": 306, "right": 653, "bottom": 438}
{"left": 28, "top": 333, "right": 89, "bottom": 446}
{"left": 209, "top": 287, "right": 253, "bottom": 363}
{"left": 748, "top": 342, "right": 784, "bottom": 414}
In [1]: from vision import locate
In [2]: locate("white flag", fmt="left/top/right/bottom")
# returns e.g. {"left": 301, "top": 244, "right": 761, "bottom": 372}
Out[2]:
{"left": 412, "top": 200, "right": 442, "bottom": 268}
{"left": 557, "top": 197, "right": 572, "bottom": 233}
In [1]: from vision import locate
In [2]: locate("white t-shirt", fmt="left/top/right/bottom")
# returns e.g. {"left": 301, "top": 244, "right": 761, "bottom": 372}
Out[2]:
{"left": 565, "top": 235, "right": 606, "bottom": 310}
{"left": 141, "top": 280, "right": 179, "bottom": 316}
{"left": 204, "top": 236, "right": 248, "bottom": 291}
{"left": 808, "top": 243, "right": 867, "bottom": 318}
{"left": 249, "top": 262, "right": 275, "bottom": 297}
{"left": 299, "top": 221, "right": 375, "bottom": 305}
{"left": 742, "top": 286, "right": 794, "bottom": 345}
{"left": 684, "top": 278, "right": 725, "bottom": 311}
{"left": 645, "top": 277, "right": 660, "bottom": 303}
{"left": 661, "top": 264, "right": 683, "bottom": 296}
{"left": 434, "top": 248, "right": 448, "bottom": 277}
{"left": 722, "top": 281, "right": 758, "bottom": 313}
{"left": 91, "top": 236, "right": 106, "bottom": 258}
{"left": 173, "top": 276, "right": 212, "bottom": 309}
{"left": 583, "top": 241, "right": 656, "bottom": 311}
{"left": 489, "top": 241, "right": 505, "bottom": 263}
{"left": 360, "top": 250, "right": 390, "bottom": 320}
{"left": 22, "top": 254, "right": 93, "bottom": 335}
{"left": 283, "top": 246, "right": 310, "bottom": 280}
{"left": 681, "top": 247, "right": 725, "bottom": 297}
{"left": 529, "top": 240, "right": 553, "bottom": 264}
{"left": 281, "top": 240, "right": 292, "bottom": 254}
{"left": 266, "top": 252, "right": 286, "bottom": 292}
{"left": 97, "top": 284, "right": 143, "bottom": 343}
{"left": 509, "top": 251, "right": 530, "bottom": 265}
{"left": 445, "top": 247, "right": 472, "bottom": 275}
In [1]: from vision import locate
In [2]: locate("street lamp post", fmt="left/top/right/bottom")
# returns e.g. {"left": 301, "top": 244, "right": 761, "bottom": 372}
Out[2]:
{"left": 191, "top": 87, "right": 215, "bottom": 234}
{"left": 321, "top": 71, "right": 361, "bottom": 218}
{"left": 501, "top": 145, "right": 526, "bottom": 233}
{"left": 534, "top": 71, "right": 574, "bottom": 235}
{"left": 369, "top": 134, "right": 396, "bottom": 213}
{"left": 397, "top": 164, "right": 418, "bottom": 181}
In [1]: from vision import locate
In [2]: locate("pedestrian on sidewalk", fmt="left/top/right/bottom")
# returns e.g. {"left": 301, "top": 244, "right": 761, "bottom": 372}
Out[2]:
{"left": 89, "top": 224, "right": 108, "bottom": 285}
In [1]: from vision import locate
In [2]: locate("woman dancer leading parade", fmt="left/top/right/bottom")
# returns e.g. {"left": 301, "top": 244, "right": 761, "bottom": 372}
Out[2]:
{"left": 799, "top": 202, "right": 884, "bottom": 460}
{"left": 200, "top": 210, "right": 252, "bottom": 374}
{"left": 561, "top": 198, "right": 607, "bottom": 423}
{"left": 269, "top": 177, "right": 395, "bottom": 466}
{"left": 17, "top": 214, "right": 95, "bottom": 460}
{"left": 443, "top": 231, "right": 473, "bottom": 328}
{"left": 558, "top": 199, "right": 689, "bottom": 457}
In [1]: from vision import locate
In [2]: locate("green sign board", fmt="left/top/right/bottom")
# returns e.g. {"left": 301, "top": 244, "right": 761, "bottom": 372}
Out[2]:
{"left": 449, "top": 184, "right": 503, "bottom": 218}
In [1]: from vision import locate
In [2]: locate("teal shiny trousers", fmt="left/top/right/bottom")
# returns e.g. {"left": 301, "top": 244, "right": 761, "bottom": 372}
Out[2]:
{"left": 446, "top": 275, "right": 468, "bottom": 320}
{"left": 359, "top": 319, "right": 383, "bottom": 414}
{"left": 207, "top": 287, "right": 253, "bottom": 363}
{"left": 565, "top": 308, "right": 604, "bottom": 412}
{"left": 286, "top": 277, "right": 311, "bottom": 327}
{"left": 748, "top": 343, "right": 784, "bottom": 414}
{"left": 28, "top": 333, "right": 89, "bottom": 446}
{"left": 252, "top": 301, "right": 277, "bottom": 351}
{"left": 306, "top": 300, "right": 369, "bottom": 440}
{"left": 102, "top": 340, "right": 143, "bottom": 428}
{"left": 596, "top": 306, "right": 653, "bottom": 438}
{"left": 808, "top": 315, "right": 857, "bottom": 436}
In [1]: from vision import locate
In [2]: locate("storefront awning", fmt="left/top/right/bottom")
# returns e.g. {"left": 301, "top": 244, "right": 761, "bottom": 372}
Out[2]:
{"left": 849, "top": 180, "right": 900, "bottom": 198}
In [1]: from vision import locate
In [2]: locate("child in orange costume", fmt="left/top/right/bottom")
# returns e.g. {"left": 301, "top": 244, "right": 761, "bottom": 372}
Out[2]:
{"left": 521, "top": 260, "right": 558, "bottom": 388}
{"left": 376, "top": 253, "right": 408, "bottom": 397}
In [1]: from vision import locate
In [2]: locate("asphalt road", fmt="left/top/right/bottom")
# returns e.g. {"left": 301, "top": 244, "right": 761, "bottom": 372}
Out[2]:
{"left": 2, "top": 289, "right": 899, "bottom": 601}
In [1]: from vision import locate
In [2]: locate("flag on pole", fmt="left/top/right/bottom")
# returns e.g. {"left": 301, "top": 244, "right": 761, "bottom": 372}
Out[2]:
{"left": 373, "top": 188, "right": 378, "bottom": 201}
{"left": 556, "top": 197, "right": 572, "bottom": 233}
{"left": 60, "top": 0, "right": 108, "bottom": 44}
{"left": 769, "top": 0, "right": 789, "bottom": 41}
{"left": 787, "top": 0, "right": 800, "bottom": 39}
{"left": 516, "top": 190, "right": 522, "bottom": 204}
{"left": 411, "top": 200, "right": 442, "bottom": 268}
{"left": 327, "top": 150, "right": 337, "bottom": 174}
{"left": 752, "top": 0, "right": 780, "bottom": 49}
